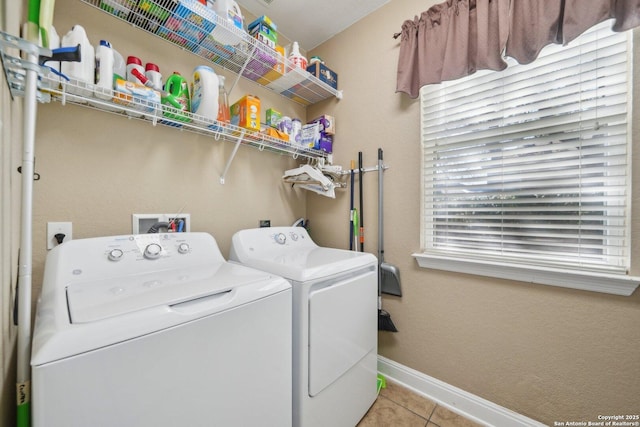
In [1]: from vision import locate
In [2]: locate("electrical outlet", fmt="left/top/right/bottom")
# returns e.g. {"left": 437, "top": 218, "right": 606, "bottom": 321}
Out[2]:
{"left": 47, "top": 222, "right": 72, "bottom": 250}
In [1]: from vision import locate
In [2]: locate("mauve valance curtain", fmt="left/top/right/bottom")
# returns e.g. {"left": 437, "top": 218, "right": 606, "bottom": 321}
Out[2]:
{"left": 397, "top": 0, "right": 640, "bottom": 98}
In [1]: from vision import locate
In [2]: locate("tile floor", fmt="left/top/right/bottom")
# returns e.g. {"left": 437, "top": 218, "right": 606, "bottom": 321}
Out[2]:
{"left": 357, "top": 380, "right": 483, "bottom": 427}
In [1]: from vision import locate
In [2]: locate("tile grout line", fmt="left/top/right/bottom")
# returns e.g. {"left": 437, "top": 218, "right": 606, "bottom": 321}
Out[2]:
{"left": 426, "top": 404, "right": 440, "bottom": 427}
{"left": 379, "top": 392, "right": 435, "bottom": 425}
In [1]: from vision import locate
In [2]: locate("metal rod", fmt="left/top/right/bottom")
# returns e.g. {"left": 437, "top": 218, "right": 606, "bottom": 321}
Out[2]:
{"left": 219, "top": 130, "right": 245, "bottom": 184}
{"left": 16, "top": 50, "right": 38, "bottom": 425}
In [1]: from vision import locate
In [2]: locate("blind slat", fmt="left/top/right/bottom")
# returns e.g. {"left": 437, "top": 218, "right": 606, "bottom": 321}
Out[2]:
{"left": 420, "top": 21, "right": 630, "bottom": 273}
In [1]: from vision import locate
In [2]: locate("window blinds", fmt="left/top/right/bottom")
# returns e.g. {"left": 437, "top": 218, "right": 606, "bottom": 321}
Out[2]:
{"left": 420, "top": 22, "right": 631, "bottom": 273}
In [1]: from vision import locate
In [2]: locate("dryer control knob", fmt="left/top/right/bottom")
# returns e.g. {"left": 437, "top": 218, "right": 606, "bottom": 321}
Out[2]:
{"left": 177, "top": 242, "right": 190, "bottom": 254}
{"left": 107, "top": 248, "right": 124, "bottom": 262}
{"left": 275, "top": 233, "right": 286, "bottom": 245}
{"left": 144, "top": 243, "right": 163, "bottom": 259}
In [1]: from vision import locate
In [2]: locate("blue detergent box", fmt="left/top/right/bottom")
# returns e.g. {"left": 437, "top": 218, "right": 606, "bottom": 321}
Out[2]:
{"left": 248, "top": 15, "right": 277, "bottom": 32}
{"left": 306, "top": 62, "right": 338, "bottom": 90}
{"left": 157, "top": 0, "right": 217, "bottom": 47}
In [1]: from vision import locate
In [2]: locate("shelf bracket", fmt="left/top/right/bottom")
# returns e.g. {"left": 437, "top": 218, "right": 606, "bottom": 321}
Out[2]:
{"left": 219, "top": 130, "right": 246, "bottom": 184}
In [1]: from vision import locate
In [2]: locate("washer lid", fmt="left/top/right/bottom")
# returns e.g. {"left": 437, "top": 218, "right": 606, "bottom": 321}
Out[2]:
{"left": 238, "top": 247, "right": 377, "bottom": 282}
{"left": 66, "top": 262, "right": 266, "bottom": 323}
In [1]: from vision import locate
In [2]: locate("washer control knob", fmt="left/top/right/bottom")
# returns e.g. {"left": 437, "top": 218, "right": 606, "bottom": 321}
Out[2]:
{"left": 290, "top": 232, "right": 298, "bottom": 241}
{"left": 275, "top": 233, "right": 286, "bottom": 245}
{"left": 107, "top": 248, "right": 124, "bottom": 262}
{"left": 144, "top": 243, "right": 163, "bottom": 260}
{"left": 177, "top": 242, "right": 190, "bottom": 254}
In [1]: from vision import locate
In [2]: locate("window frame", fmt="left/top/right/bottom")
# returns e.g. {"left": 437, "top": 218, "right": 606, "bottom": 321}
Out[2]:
{"left": 413, "top": 23, "right": 640, "bottom": 296}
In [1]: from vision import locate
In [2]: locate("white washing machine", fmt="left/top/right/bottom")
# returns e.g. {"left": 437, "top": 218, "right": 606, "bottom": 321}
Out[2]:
{"left": 31, "top": 232, "right": 292, "bottom": 427}
{"left": 229, "top": 226, "right": 378, "bottom": 427}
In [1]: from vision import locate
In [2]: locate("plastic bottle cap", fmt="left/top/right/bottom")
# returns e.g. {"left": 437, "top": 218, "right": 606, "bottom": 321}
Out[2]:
{"left": 99, "top": 40, "right": 111, "bottom": 48}
{"left": 127, "top": 56, "right": 142, "bottom": 65}
{"left": 146, "top": 63, "right": 160, "bottom": 72}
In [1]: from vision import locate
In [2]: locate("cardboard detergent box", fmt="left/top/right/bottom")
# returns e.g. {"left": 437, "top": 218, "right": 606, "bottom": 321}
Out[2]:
{"left": 265, "top": 108, "right": 282, "bottom": 128}
{"left": 230, "top": 95, "right": 261, "bottom": 131}
{"left": 306, "top": 62, "right": 338, "bottom": 90}
{"left": 112, "top": 78, "right": 161, "bottom": 113}
{"left": 309, "top": 114, "right": 335, "bottom": 135}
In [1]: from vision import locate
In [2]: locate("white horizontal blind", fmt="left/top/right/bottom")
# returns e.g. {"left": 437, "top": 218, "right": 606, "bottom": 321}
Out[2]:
{"left": 420, "top": 22, "right": 631, "bottom": 273}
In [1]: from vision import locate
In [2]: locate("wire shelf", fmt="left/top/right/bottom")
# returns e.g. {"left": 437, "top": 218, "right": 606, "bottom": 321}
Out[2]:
{"left": 0, "top": 33, "right": 328, "bottom": 164}
{"left": 80, "top": 0, "right": 342, "bottom": 105}
{"left": 43, "top": 74, "right": 329, "bottom": 160}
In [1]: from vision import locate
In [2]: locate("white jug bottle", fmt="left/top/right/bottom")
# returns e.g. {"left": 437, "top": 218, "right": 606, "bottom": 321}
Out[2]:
{"left": 94, "top": 40, "right": 114, "bottom": 99}
{"left": 288, "top": 41, "right": 307, "bottom": 72}
{"left": 209, "top": 0, "right": 243, "bottom": 45}
{"left": 47, "top": 26, "right": 60, "bottom": 73}
{"left": 61, "top": 25, "right": 95, "bottom": 98}
{"left": 191, "top": 65, "right": 219, "bottom": 126}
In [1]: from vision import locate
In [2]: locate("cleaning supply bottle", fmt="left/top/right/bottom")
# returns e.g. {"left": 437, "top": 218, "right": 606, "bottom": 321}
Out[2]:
{"left": 126, "top": 56, "right": 145, "bottom": 84}
{"left": 47, "top": 26, "right": 60, "bottom": 73}
{"left": 190, "top": 65, "right": 219, "bottom": 125}
{"left": 145, "top": 63, "right": 162, "bottom": 91}
{"left": 60, "top": 25, "right": 95, "bottom": 97}
{"left": 217, "top": 75, "right": 230, "bottom": 126}
{"left": 113, "top": 49, "right": 126, "bottom": 82}
{"left": 209, "top": 0, "right": 243, "bottom": 45}
{"left": 162, "top": 72, "right": 191, "bottom": 124}
{"left": 94, "top": 40, "right": 114, "bottom": 99}
{"left": 288, "top": 41, "right": 307, "bottom": 72}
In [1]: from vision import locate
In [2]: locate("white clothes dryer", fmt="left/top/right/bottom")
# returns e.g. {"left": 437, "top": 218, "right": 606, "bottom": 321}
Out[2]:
{"left": 31, "top": 232, "right": 292, "bottom": 427}
{"left": 229, "top": 226, "right": 378, "bottom": 427}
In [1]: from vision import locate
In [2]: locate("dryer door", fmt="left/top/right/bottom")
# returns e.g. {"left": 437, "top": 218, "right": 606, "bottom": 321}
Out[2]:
{"left": 308, "top": 267, "right": 377, "bottom": 396}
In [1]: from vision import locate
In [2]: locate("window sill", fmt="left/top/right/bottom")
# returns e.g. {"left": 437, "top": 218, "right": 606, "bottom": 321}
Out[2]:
{"left": 412, "top": 253, "right": 639, "bottom": 296}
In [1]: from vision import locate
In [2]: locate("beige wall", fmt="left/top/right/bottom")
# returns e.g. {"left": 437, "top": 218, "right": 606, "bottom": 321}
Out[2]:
{"left": 308, "top": 0, "right": 640, "bottom": 425}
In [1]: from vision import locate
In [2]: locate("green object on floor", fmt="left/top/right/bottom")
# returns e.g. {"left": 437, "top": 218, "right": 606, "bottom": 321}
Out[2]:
{"left": 377, "top": 374, "right": 387, "bottom": 394}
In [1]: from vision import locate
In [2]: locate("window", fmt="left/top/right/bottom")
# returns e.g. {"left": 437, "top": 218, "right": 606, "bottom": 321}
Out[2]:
{"left": 415, "top": 21, "right": 639, "bottom": 296}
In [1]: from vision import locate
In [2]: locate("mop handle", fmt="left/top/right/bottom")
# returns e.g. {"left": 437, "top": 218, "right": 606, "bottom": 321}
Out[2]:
{"left": 358, "top": 152, "right": 364, "bottom": 252}
{"left": 349, "top": 160, "right": 355, "bottom": 250}
{"left": 378, "top": 148, "right": 384, "bottom": 261}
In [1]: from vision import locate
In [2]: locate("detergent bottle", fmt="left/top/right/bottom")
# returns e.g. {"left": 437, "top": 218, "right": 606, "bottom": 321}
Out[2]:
{"left": 91, "top": 39, "right": 123, "bottom": 112}
{"left": 60, "top": 25, "right": 95, "bottom": 97}
{"left": 126, "top": 56, "right": 145, "bottom": 85}
{"left": 145, "top": 63, "right": 163, "bottom": 91}
{"left": 162, "top": 72, "right": 191, "bottom": 123}
{"left": 191, "top": 65, "right": 219, "bottom": 125}
{"left": 113, "top": 49, "right": 126, "bottom": 81}
{"left": 94, "top": 40, "right": 114, "bottom": 99}
{"left": 47, "top": 26, "right": 60, "bottom": 76}
{"left": 209, "top": 0, "right": 243, "bottom": 45}
{"left": 288, "top": 41, "right": 307, "bottom": 72}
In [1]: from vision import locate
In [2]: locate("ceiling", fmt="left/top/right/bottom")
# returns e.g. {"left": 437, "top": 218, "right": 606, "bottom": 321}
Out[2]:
{"left": 235, "top": 0, "right": 391, "bottom": 51}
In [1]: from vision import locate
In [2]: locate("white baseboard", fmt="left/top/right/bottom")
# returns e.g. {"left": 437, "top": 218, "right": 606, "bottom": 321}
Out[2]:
{"left": 377, "top": 356, "right": 546, "bottom": 427}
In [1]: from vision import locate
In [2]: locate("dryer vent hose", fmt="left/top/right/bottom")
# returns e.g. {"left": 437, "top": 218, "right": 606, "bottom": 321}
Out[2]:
{"left": 147, "top": 222, "right": 170, "bottom": 233}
